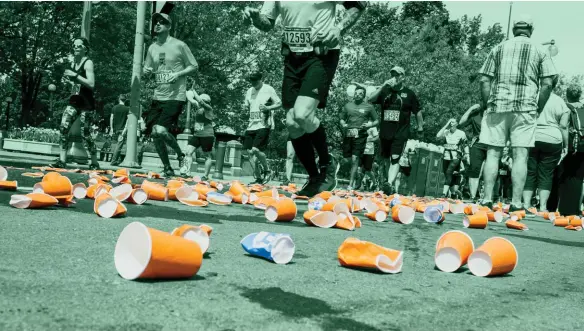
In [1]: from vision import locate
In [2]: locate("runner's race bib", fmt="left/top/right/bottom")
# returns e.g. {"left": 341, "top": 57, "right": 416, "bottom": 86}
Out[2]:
{"left": 282, "top": 27, "right": 313, "bottom": 53}
{"left": 194, "top": 122, "right": 204, "bottom": 132}
{"left": 384, "top": 110, "right": 400, "bottom": 122}
{"left": 155, "top": 70, "right": 172, "bottom": 84}
{"left": 346, "top": 128, "right": 359, "bottom": 138}
{"left": 249, "top": 111, "right": 262, "bottom": 121}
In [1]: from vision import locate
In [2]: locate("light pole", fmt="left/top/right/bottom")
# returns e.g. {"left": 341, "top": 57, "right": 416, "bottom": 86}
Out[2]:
{"left": 48, "top": 84, "right": 56, "bottom": 117}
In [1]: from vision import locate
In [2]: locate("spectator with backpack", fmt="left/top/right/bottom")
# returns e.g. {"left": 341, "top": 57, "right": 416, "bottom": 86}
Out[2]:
{"left": 558, "top": 85, "right": 584, "bottom": 216}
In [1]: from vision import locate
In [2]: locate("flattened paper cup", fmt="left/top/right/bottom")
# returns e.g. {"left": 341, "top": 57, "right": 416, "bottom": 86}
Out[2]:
{"left": 565, "top": 225, "right": 583, "bottom": 231}
{"left": 366, "top": 210, "right": 387, "bottom": 222}
{"left": 94, "top": 193, "right": 127, "bottom": 218}
{"left": 361, "top": 198, "right": 379, "bottom": 213}
{"left": 10, "top": 193, "right": 59, "bottom": 209}
{"left": 127, "top": 188, "right": 148, "bottom": 205}
{"left": 171, "top": 224, "right": 210, "bottom": 254}
{"left": 206, "top": 192, "right": 233, "bottom": 205}
{"left": 392, "top": 205, "right": 415, "bottom": 224}
{"left": 254, "top": 196, "right": 277, "bottom": 210}
{"left": 435, "top": 230, "right": 474, "bottom": 273}
{"left": 450, "top": 203, "right": 466, "bottom": 215}
{"left": 109, "top": 183, "right": 133, "bottom": 202}
{"left": 335, "top": 214, "right": 356, "bottom": 231}
{"left": 0, "top": 180, "right": 17, "bottom": 190}
{"left": 141, "top": 180, "right": 169, "bottom": 201}
{"left": 338, "top": 238, "right": 403, "bottom": 274}
{"left": 113, "top": 168, "right": 129, "bottom": 178}
{"left": 308, "top": 197, "right": 326, "bottom": 211}
{"left": 505, "top": 220, "right": 528, "bottom": 231}
{"left": 463, "top": 213, "right": 488, "bottom": 229}
{"left": 307, "top": 211, "right": 338, "bottom": 228}
{"left": 240, "top": 232, "right": 295, "bottom": 265}
{"left": 229, "top": 181, "right": 250, "bottom": 196}
{"left": 0, "top": 165, "right": 7, "bottom": 181}
{"left": 72, "top": 183, "right": 87, "bottom": 199}
{"left": 114, "top": 222, "right": 203, "bottom": 280}
{"left": 424, "top": 206, "right": 445, "bottom": 224}
{"left": 265, "top": 198, "right": 297, "bottom": 222}
{"left": 468, "top": 237, "right": 518, "bottom": 277}
{"left": 232, "top": 193, "right": 249, "bottom": 204}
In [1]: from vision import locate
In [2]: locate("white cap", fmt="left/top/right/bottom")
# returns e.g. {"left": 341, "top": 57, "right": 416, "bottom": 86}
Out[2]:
{"left": 199, "top": 94, "right": 211, "bottom": 102}
{"left": 513, "top": 14, "right": 534, "bottom": 28}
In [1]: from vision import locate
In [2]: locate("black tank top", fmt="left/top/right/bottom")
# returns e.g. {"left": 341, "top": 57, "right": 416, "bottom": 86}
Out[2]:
{"left": 69, "top": 58, "right": 95, "bottom": 110}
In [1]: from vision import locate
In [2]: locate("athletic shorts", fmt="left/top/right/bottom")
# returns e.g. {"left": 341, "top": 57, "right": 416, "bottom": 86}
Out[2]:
{"left": 188, "top": 136, "right": 215, "bottom": 153}
{"left": 400, "top": 166, "right": 412, "bottom": 177}
{"left": 243, "top": 128, "right": 270, "bottom": 152}
{"left": 380, "top": 137, "right": 406, "bottom": 158}
{"left": 146, "top": 100, "right": 185, "bottom": 132}
{"left": 361, "top": 154, "right": 374, "bottom": 171}
{"left": 468, "top": 142, "right": 488, "bottom": 178}
{"left": 281, "top": 47, "right": 340, "bottom": 110}
{"left": 479, "top": 111, "right": 537, "bottom": 148}
{"left": 342, "top": 135, "right": 367, "bottom": 158}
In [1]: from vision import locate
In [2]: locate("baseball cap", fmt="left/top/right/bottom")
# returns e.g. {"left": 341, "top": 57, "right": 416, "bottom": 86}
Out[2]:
{"left": 390, "top": 66, "right": 405, "bottom": 75}
{"left": 200, "top": 94, "right": 211, "bottom": 103}
{"left": 513, "top": 14, "right": 534, "bottom": 28}
{"left": 153, "top": 12, "right": 172, "bottom": 25}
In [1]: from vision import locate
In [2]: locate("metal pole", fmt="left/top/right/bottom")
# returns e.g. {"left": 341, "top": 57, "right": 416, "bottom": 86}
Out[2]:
{"left": 4, "top": 103, "right": 10, "bottom": 131}
{"left": 184, "top": 101, "right": 192, "bottom": 134}
{"left": 81, "top": 1, "right": 92, "bottom": 41}
{"left": 121, "top": 1, "right": 147, "bottom": 168}
{"left": 506, "top": 2, "right": 513, "bottom": 40}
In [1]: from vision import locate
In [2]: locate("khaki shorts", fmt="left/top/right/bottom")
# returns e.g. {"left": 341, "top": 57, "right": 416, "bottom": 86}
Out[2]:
{"left": 479, "top": 111, "right": 536, "bottom": 148}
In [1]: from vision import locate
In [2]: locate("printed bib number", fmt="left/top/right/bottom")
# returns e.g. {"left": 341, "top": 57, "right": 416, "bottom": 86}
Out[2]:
{"left": 384, "top": 110, "right": 400, "bottom": 122}
{"left": 155, "top": 70, "right": 172, "bottom": 84}
{"left": 282, "top": 27, "right": 313, "bottom": 53}
{"left": 194, "top": 122, "right": 204, "bottom": 132}
{"left": 250, "top": 111, "right": 262, "bottom": 121}
{"left": 364, "top": 142, "right": 374, "bottom": 154}
{"left": 346, "top": 128, "right": 359, "bottom": 138}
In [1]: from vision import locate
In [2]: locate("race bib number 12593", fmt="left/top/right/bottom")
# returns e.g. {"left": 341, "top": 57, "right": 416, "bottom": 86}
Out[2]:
{"left": 283, "top": 27, "right": 313, "bottom": 53}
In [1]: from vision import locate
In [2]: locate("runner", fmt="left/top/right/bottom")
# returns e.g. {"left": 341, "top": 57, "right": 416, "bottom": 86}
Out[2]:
{"left": 180, "top": 87, "right": 215, "bottom": 180}
{"left": 143, "top": 12, "right": 198, "bottom": 177}
{"left": 368, "top": 66, "right": 424, "bottom": 195}
{"left": 458, "top": 103, "right": 486, "bottom": 202}
{"left": 436, "top": 118, "right": 468, "bottom": 199}
{"left": 281, "top": 138, "right": 296, "bottom": 186}
{"left": 356, "top": 124, "right": 379, "bottom": 191}
{"left": 395, "top": 139, "right": 417, "bottom": 195}
{"left": 243, "top": 1, "right": 367, "bottom": 196}
{"left": 339, "top": 85, "right": 378, "bottom": 190}
{"left": 110, "top": 94, "right": 129, "bottom": 166}
{"left": 50, "top": 37, "right": 100, "bottom": 170}
{"left": 242, "top": 72, "right": 281, "bottom": 184}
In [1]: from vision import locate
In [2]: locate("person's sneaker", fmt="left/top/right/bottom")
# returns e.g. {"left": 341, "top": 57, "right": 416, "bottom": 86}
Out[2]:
{"left": 479, "top": 200, "right": 494, "bottom": 210}
{"left": 110, "top": 160, "right": 121, "bottom": 166}
{"left": 201, "top": 175, "right": 209, "bottom": 182}
{"left": 49, "top": 159, "right": 67, "bottom": 169}
{"left": 89, "top": 162, "right": 100, "bottom": 171}
{"left": 163, "top": 166, "right": 175, "bottom": 178}
{"left": 382, "top": 182, "right": 393, "bottom": 196}
{"left": 261, "top": 170, "right": 273, "bottom": 185}
{"left": 280, "top": 180, "right": 291, "bottom": 186}
{"left": 297, "top": 177, "right": 321, "bottom": 197}
{"left": 177, "top": 154, "right": 188, "bottom": 174}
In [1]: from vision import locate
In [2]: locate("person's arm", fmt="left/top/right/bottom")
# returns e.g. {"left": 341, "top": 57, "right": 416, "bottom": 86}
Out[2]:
{"left": 244, "top": 2, "right": 278, "bottom": 32}
{"left": 368, "top": 84, "right": 389, "bottom": 104}
{"left": 339, "top": 2, "right": 368, "bottom": 36}
{"left": 266, "top": 87, "right": 282, "bottom": 111}
{"left": 559, "top": 110, "right": 570, "bottom": 150}
{"left": 143, "top": 46, "right": 154, "bottom": 77}
{"left": 479, "top": 75, "right": 493, "bottom": 111}
{"left": 72, "top": 59, "right": 95, "bottom": 90}
{"left": 109, "top": 114, "right": 114, "bottom": 135}
{"left": 174, "top": 43, "right": 198, "bottom": 79}
{"left": 436, "top": 120, "right": 453, "bottom": 139}
{"left": 340, "top": 105, "right": 348, "bottom": 128}
{"left": 537, "top": 76, "right": 554, "bottom": 114}
{"left": 459, "top": 104, "right": 482, "bottom": 127}
{"left": 367, "top": 106, "right": 379, "bottom": 128}
{"left": 478, "top": 47, "right": 496, "bottom": 111}
{"left": 412, "top": 94, "right": 423, "bottom": 132}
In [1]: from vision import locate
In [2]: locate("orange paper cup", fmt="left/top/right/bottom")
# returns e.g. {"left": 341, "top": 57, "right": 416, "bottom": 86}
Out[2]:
{"left": 553, "top": 218, "right": 569, "bottom": 227}
{"left": 0, "top": 165, "right": 7, "bottom": 181}
{"left": 127, "top": 188, "right": 148, "bottom": 205}
{"left": 487, "top": 211, "right": 504, "bottom": 223}
{"left": 114, "top": 222, "right": 203, "bottom": 280}
{"left": 468, "top": 237, "right": 518, "bottom": 277}
{"left": 265, "top": 198, "right": 297, "bottom": 222}
{"left": 94, "top": 193, "right": 127, "bottom": 218}
{"left": 310, "top": 211, "right": 338, "bottom": 228}
{"left": 171, "top": 224, "right": 210, "bottom": 254}
{"left": 33, "top": 174, "right": 72, "bottom": 198}
{"left": 229, "top": 181, "right": 250, "bottom": 196}
{"left": 435, "top": 230, "right": 475, "bottom": 273}
{"left": 338, "top": 238, "right": 403, "bottom": 274}
{"left": 72, "top": 183, "right": 87, "bottom": 199}
{"left": 0, "top": 180, "right": 18, "bottom": 190}
{"left": 109, "top": 183, "right": 133, "bottom": 202}
{"left": 392, "top": 205, "right": 415, "bottom": 224}
{"left": 141, "top": 180, "right": 169, "bottom": 201}
{"left": 450, "top": 203, "right": 466, "bottom": 215}
{"left": 10, "top": 193, "right": 59, "bottom": 209}
{"left": 505, "top": 220, "right": 528, "bottom": 231}
{"left": 463, "top": 213, "right": 488, "bottom": 229}
{"left": 366, "top": 210, "right": 387, "bottom": 222}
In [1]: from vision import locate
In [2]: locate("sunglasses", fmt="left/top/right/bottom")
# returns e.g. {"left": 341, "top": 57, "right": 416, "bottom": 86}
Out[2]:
{"left": 73, "top": 43, "right": 85, "bottom": 49}
{"left": 155, "top": 20, "right": 169, "bottom": 26}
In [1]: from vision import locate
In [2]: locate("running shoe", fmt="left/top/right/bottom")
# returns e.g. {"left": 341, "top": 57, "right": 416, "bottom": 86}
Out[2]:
{"left": 89, "top": 162, "right": 100, "bottom": 171}
{"left": 261, "top": 170, "right": 273, "bottom": 185}
{"left": 297, "top": 177, "right": 321, "bottom": 197}
{"left": 177, "top": 154, "right": 188, "bottom": 174}
{"left": 163, "top": 165, "right": 175, "bottom": 178}
{"left": 49, "top": 159, "right": 67, "bottom": 169}
{"left": 317, "top": 156, "right": 339, "bottom": 192}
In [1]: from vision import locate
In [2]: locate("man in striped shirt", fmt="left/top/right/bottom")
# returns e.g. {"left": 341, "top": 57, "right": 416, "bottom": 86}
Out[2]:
{"left": 477, "top": 14, "right": 557, "bottom": 213}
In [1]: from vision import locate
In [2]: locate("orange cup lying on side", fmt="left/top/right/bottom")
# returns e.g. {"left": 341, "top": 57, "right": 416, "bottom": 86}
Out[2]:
{"left": 94, "top": 193, "right": 127, "bottom": 218}
{"left": 141, "top": 180, "right": 169, "bottom": 201}
{"left": 570, "top": 218, "right": 583, "bottom": 227}
{"left": 435, "top": 230, "right": 475, "bottom": 273}
{"left": 392, "top": 205, "right": 415, "bottom": 224}
{"left": 553, "top": 218, "right": 569, "bottom": 227}
{"left": 114, "top": 222, "right": 203, "bottom": 280}
{"left": 463, "top": 213, "right": 488, "bottom": 229}
{"left": 338, "top": 237, "right": 403, "bottom": 274}
{"left": 506, "top": 220, "right": 528, "bottom": 231}
{"left": 126, "top": 188, "right": 148, "bottom": 205}
{"left": 33, "top": 173, "right": 72, "bottom": 198}
{"left": 468, "top": 237, "right": 518, "bottom": 277}
{"left": 265, "top": 198, "right": 297, "bottom": 222}
{"left": 10, "top": 193, "right": 59, "bottom": 209}
{"left": 366, "top": 210, "right": 387, "bottom": 222}
{"left": 0, "top": 180, "right": 18, "bottom": 190}
{"left": 171, "top": 224, "right": 211, "bottom": 254}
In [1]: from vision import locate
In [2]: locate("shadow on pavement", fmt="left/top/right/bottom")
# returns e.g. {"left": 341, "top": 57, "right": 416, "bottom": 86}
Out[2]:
{"left": 237, "top": 286, "right": 384, "bottom": 331}
{"left": 502, "top": 232, "right": 584, "bottom": 248}
{"left": 134, "top": 274, "right": 206, "bottom": 283}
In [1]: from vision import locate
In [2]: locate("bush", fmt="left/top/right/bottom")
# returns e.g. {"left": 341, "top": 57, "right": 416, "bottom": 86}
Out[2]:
{"left": 7, "top": 126, "right": 61, "bottom": 144}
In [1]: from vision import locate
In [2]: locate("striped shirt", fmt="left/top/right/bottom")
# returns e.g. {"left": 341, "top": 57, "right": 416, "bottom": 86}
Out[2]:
{"left": 479, "top": 36, "right": 557, "bottom": 113}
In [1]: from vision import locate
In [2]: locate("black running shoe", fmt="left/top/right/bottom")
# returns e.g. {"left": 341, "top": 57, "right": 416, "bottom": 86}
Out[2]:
{"left": 261, "top": 170, "right": 273, "bottom": 185}
{"left": 382, "top": 182, "right": 394, "bottom": 196}
{"left": 163, "top": 165, "right": 175, "bottom": 178}
{"left": 317, "top": 156, "right": 339, "bottom": 193}
{"left": 297, "top": 177, "right": 321, "bottom": 197}
{"left": 89, "top": 162, "right": 100, "bottom": 170}
{"left": 49, "top": 159, "right": 67, "bottom": 169}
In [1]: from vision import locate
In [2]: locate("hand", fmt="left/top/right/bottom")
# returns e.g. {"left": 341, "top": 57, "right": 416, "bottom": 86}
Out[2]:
{"left": 143, "top": 67, "right": 153, "bottom": 75}
{"left": 417, "top": 126, "right": 424, "bottom": 132}
{"left": 166, "top": 72, "right": 179, "bottom": 84}
{"left": 64, "top": 69, "right": 77, "bottom": 78}
{"left": 341, "top": 123, "right": 348, "bottom": 129}
{"left": 383, "top": 77, "right": 397, "bottom": 88}
{"left": 314, "top": 26, "right": 341, "bottom": 52}
{"left": 243, "top": 7, "right": 260, "bottom": 24}
{"left": 259, "top": 104, "right": 267, "bottom": 112}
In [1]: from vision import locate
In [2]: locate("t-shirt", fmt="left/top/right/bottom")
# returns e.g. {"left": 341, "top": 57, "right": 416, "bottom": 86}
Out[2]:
{"left": 442, "top": 129, "right": 467, "bottom": 160}
{"left": 144, "top": 37, "right": 198, "bottom": 101}
{"left": 341, "top": 101, "right": 377, "bottom": 137}
{"left": 364, "top": 127, "right": 378, "bottom": 155}
{"left": 536, "top": 93, "right": 569, "bottom": 145}
{"left": 112, "top": 104, "right": 129, "bottom": 132}
{"left": 245, "top": 84, "right": 281, "bottom": 131}
{"left": 372, "top": 86, "right": 420, "bottom": 140}
{"left": 193, "top": 107, "right": 214, "bottom": 137}
{"left": 261, "top": 1, "right": 351, "bottom": 53}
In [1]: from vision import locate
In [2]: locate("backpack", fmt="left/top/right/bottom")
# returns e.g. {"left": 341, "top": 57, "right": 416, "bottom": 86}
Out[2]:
{"left": 567, "top": 102, "right": 584, "bottom": 153}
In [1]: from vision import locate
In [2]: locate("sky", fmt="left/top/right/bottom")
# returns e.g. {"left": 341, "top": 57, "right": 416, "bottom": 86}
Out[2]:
{"left": 387, "top": 1, "right": 584, "bottom": 78}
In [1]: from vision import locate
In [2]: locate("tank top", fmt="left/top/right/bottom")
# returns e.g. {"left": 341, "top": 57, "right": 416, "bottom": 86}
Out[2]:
{"left": 69, "top": 58, "right": 95, "bottom": 110}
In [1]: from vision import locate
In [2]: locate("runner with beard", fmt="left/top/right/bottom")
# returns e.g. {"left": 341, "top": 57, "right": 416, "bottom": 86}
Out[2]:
{"left": 368, "top": 66, "right": 424, "bottom": 195}
{"left": 243, "top": 1, "right": 367, "bottom": 196}
{"left": 436, "top": 118, "right": 468, "bottom": 199}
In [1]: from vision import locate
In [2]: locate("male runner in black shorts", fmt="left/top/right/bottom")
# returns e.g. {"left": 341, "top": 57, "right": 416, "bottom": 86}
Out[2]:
{"left": 143, "top": 13, "right": 198, "bottom": 177}
{"left": 368, "top": 66, "right": 424, "bottom": 195}
{"left": 243, "top": 1, "right": 367, "bottom": 196}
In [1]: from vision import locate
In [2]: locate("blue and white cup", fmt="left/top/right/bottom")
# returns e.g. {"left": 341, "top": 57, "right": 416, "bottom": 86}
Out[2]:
{"left": 424, "top": 205, "right": 445, "bottom": 224}
{"left": 241, "top": 232, "right": 295, "bottom": 264}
